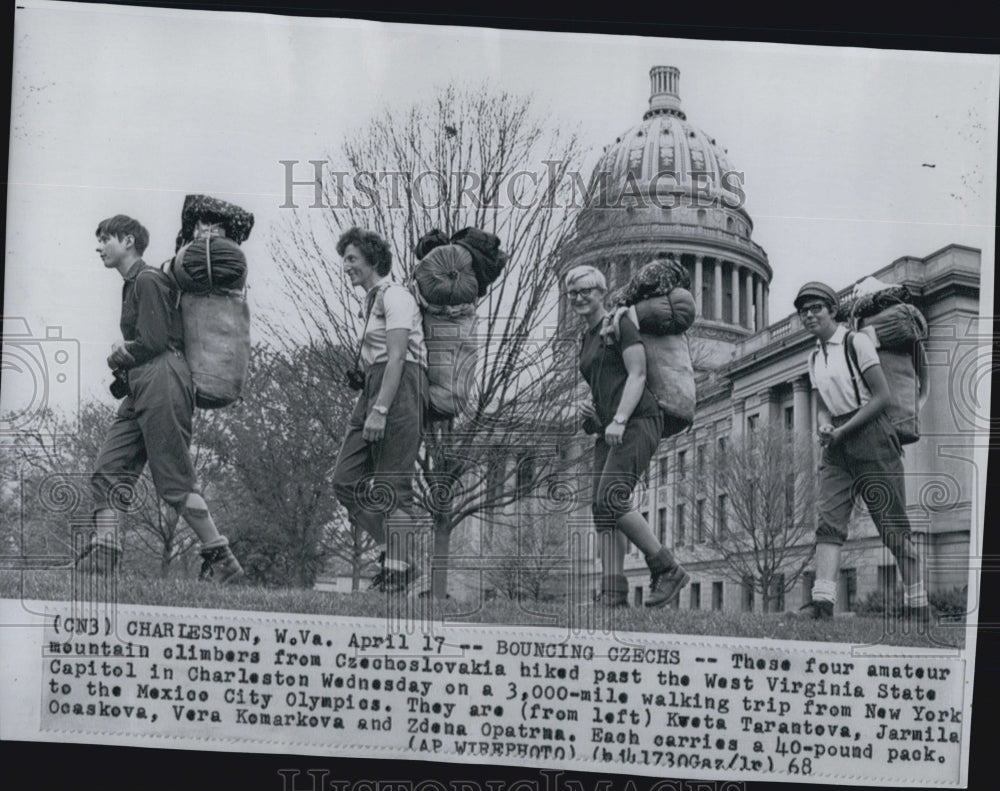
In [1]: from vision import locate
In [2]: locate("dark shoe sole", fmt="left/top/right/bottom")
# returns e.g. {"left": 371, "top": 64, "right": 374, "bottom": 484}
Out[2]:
{"left": 646, "top": 568, "right": 690, "bottom": 608}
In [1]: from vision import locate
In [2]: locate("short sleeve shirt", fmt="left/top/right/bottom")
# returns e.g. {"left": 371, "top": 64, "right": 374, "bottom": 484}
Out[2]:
{"left": 579, "top": 315, "right": 660, "bottom": 427}
{"left": 360, "top": 279, "right": 427, "bottom": 369}
{"left": 808, "top": 324, "right": 881, "bottom": 417}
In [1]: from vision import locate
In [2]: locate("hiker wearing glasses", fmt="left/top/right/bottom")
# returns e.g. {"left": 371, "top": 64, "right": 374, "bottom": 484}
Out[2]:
{"left": 332, "top": 228, "right": 429, "bottom": 594}
{"left": 795, "top": 281, "right": 928, "bottom": 624}
{"left": 566, "top": 265, "right": 689, "bottom": 610}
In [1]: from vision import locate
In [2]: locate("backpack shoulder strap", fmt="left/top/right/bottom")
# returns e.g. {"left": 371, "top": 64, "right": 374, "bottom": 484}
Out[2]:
{"left": 843, "top": 330, "right": 863, "bottom": 408}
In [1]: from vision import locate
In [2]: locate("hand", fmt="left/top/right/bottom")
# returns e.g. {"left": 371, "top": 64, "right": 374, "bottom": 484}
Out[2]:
{"left": 604, "top": 421, "right": 625, "bottom": 446}
{"left": 107, "top": 341, "right": 135, "bottom": 369}
{"left": 362, "top": 409, "right": 388, "bottom": 443}
{"left": 818, "top": 424, "right": 834, "bottom": 447}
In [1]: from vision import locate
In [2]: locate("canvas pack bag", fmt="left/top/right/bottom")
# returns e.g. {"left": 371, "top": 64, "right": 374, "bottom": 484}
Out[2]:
{"left": 165, "top": 233, "right": 251, "bottom": 409}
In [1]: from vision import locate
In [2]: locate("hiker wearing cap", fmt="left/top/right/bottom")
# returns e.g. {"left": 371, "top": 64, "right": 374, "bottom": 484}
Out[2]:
{"left": 83, "top": 215, "right": 244, "bottom": 582}
{"left": 331, "top": 227, "right": 429, "bottom": 594}
{"left": 795, "top": 281, "right": 927, "bottom": 623}
{"left": 566, "top": 264, "right": 690, "bottom": 610}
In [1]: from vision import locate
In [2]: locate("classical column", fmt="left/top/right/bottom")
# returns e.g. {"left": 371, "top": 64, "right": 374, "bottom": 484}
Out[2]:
{"left": 694, "top": 255, "right": 704, "bottom": 317}
{"left": 762, "top": 284, "right": 769, "bottom": 328}
{"left": 713, "top": 259, "right": 723, "bottom": 322}
{"left": 731, "top": 398, "right": 746, "bottom": 440}
{"left": 731, "top": 264, "right": 741, "bottom": 325}
{"left": 755, "top": 278, "right": 765, "bottom": 331}
{"left": 792, "top": 376, "right": 812, "bottom": 461}
{"left": 744, "top": 271, "right": 755, "bottom": 330}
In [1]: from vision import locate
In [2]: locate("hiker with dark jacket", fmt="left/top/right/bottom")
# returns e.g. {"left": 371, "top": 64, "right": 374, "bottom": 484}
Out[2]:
{"left": 566, "top": 264, "right": 689, "bottom": 609}
{"left": 82, "top": 215, "right": 244, "bottom": 582}
{"left": 331, "top": 228, "right": 429, "bottom": 593}
{"left": 796, "top": 281, "right": 928, "bottom": 623}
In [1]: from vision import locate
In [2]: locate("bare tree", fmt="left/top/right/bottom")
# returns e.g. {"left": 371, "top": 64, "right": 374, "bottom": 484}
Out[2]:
{"left": 679, "top": 428, "right": 817, "bottom": 612}
{"left": 197, "top": 344, "right": 355, "bottom": 587}
{"left": 269, "top": 83, "right": 589, "bottom": 598}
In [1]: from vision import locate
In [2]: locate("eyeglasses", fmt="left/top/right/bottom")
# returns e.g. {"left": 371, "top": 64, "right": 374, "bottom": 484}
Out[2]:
{"left": 797, "top": 303, "right": 828, "bottom": 317}
{"left": 567, "top": 287, "right": 598, "bottom": 300}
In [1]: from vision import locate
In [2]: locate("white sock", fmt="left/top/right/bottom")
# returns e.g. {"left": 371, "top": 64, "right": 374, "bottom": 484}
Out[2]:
{"left": 904, "top": 582, "right": 928, "bottom": 608}
{"left": 812, "top": 579, "right": 837, "bottom": 604}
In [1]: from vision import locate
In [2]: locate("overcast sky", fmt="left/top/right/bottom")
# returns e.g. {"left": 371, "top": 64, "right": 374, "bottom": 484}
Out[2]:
{"left": 3, "top": 0, "right": 998, "bottom": 422}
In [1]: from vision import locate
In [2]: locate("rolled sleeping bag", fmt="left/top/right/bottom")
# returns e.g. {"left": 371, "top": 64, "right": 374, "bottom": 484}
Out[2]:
{"left": 421, "top": 301, "right": 479, "bottom": 420}
{"left": 171, "top": 237, "right": 248, "bottom": 293}
{"left": 180, "top": 290, "right": 251, "bottom": 409}
{"left": 633, "top": 287, "right": 697, "bottom": 336}
{"left": 414, "top": 244, "right": 479, "bottom": 306}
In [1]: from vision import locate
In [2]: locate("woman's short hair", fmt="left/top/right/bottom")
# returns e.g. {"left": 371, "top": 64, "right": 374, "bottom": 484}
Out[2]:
{"left": 563, "top": 265, "right": 607, "bottom": 293}
{"left": 336, "top": 227, "right": 392, "bottom": 276}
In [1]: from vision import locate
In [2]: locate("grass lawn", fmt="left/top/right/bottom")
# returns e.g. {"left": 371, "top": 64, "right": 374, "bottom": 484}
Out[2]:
{"left": 0, "top": 569, "right": 967, "bottom": 649}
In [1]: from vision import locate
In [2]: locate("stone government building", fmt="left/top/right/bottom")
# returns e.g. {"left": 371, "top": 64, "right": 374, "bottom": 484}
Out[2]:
{"left": 556, "top": 66, "right": 981, "bottom": 613}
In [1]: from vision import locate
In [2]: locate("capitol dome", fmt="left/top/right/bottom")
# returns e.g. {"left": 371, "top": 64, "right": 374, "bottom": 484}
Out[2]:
{"left": 564, "top": 66, "right": 771, "bottom": 360}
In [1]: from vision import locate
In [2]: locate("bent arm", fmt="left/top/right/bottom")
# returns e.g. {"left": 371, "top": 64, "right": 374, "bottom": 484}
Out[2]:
{"left": 837, "top": 363, "right": 892, "bottom": 437}
{"left": 615, "top": 343, "right": 648, "bottom": 423}
{"left": 373, "top": 329, "right": 409, "bottom": 413}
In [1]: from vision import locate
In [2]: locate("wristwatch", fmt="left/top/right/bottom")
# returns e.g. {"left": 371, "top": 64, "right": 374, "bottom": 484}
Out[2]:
{"left": 612, "top": 415, "right": 627, "bottom": 426}
{"left": 372, "top": 405, "right": 389, "bottom": 416}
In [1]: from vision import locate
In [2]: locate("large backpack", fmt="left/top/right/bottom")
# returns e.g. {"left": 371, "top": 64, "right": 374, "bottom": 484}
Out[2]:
{"left": 811, "top": 330, "right": 928, "bottom": 445}
{"left": 163, "top": 234, "right": 251, "bottom": 409}
{"left": 411, "top": 288, "right": 479, "bottom": 421}
{"left": 602, "top": 306, "right": 696, "bottom": 438}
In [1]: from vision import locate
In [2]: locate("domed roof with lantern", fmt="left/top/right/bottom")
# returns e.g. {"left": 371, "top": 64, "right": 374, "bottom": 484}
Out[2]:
{"left": 564, "top": 66, "right": 771, "bottom": 359}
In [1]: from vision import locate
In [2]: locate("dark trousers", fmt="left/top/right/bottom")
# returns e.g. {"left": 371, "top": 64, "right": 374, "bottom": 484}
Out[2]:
{"left": 91, "top": 351, "right": 197, "bottom": 511}
{"left": 590, "top": 414, "right": 662, "bottom": 532}
{"left": 816, "top": 411, "right": 917, "bottom": 563}
{"left": 332, "top": 362, "right": 428, "bottom": 543}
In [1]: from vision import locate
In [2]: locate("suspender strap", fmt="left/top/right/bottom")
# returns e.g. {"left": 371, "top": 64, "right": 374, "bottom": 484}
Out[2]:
{"left": 843, "top": 330, "right": 863, "bottom": 408}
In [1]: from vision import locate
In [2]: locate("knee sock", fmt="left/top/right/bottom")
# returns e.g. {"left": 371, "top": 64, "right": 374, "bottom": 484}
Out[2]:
{"left": 179, "top": 493, "right": 226, "bottom": 549}
{"left": 92, "top": 508, "right": 121, "bottom": 550}
{"left": 904, "top": 582, "right": 928, "bottom": 608}
{"left": 812, "top": 579, "right": 837, "bottom": 605}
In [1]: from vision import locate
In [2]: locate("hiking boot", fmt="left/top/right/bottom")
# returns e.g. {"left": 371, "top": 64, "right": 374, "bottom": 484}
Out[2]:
{"left": 198, "top": 545, "right": 244, "bottom": 584}
{"left": 383, "top": 561, "right": 420, "bottom": 593}
{"left": 798, "top": 599, "right": 834, "bottom": 620}
{"left": 75, "top": 541, "right": 122, "bottom": 576}
{"left": 647, "top": 566, "right": 690, "bottom": 608}
{"left": 369, "top": 551, "right": 387, "bottom": 592}
{"left": 596, "top": 575, "right": 629, "bottom": 609}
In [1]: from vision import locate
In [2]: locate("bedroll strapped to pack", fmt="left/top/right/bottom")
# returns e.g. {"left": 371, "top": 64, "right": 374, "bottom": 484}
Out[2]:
{"left": 164, "top": 227, "right": 251, "bottom": 410}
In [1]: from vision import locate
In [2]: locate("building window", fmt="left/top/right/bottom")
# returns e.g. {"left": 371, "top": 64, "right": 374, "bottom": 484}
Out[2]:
{"left": 840, "top": 568, "right": 857, "bottom": 612}
{"left": 677, "top": 449, "right": 687, "bottom": 478}
{"left": 716, "top": 493, "right": 728, "bottom": 535}
{"left": 717, "top": 435, "right": 727, "bottom": 456}
{"left": 784, "top": 405, "right": 794, "bottom": 441}
{"left": 659, "top": 454, "right": 670, "bottom": 483}
{"left": 712, "top": 581, "right": 724, "bottom": 611}
{"left": 675, "top": 503, "right": 686, "bottom": 546}
{"left": 878, "top": 563, "right": 900, "bottom": 612}
{"left": 770, "top": 573, "right": 786, "bottom": 612}
{"left": 747, "top": 414, "right": 759, "bottom": 433}
{"left": 657, "top": 507, "right": 667, "bottom": 544}
{"left": 741, "top": 577, "right": 754, "bottom": 612}
{"left": 696, "top": 499, "right": 706, "bottom": 543}
{"left": 802, "top": 570, "right": 816, "bottom": 603}
{"left": 634, "top": 586, "right": 644, "bottom": 607}
{"left": 516, "top": 456, "right": 535, "bottom": 499}
{"left": 690, "top": 582, "right": 701, "bottom": 610}
{"left": 696, "top": 444, "right": 706, "bottom": 476}
{"left": 785, "top": 472, "right": 795, "bottom": 522}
